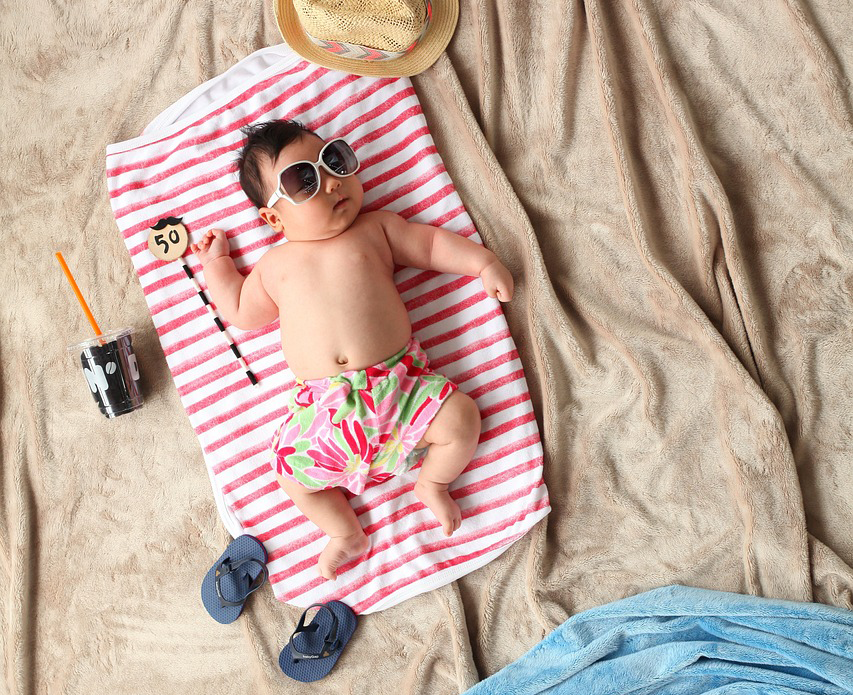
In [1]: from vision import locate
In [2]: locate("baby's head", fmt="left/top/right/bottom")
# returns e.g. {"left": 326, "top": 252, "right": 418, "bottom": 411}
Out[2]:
{"left": 236, "top": 119, "right": 364, "bottom": 241}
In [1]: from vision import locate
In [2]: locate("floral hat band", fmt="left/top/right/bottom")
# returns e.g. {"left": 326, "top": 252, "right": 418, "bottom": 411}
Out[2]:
{"left": 274, "top": 0, "right": 458, "bottom": 77}
{"left": 305, "top": 0, "right": 432, "bottom": 62}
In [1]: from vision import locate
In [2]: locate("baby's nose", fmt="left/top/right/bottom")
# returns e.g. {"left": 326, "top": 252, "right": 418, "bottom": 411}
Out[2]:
{"left": 324, "top": 174, "right": 342, "bottom": 193}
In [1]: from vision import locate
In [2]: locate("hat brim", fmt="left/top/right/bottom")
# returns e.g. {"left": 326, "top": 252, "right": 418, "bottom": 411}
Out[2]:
{"left": 274, "top": 0, "right": 459, "bottom": 78}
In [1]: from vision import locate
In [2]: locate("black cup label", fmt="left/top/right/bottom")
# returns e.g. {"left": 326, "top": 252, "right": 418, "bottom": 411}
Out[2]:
{"left": 80, "top": 334, "right": 143, "bottom": 418}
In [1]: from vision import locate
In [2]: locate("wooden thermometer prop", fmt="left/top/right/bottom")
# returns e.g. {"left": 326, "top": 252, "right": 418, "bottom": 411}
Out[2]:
{"left": 148, "top": 217, "right": 258, "bottom": 386}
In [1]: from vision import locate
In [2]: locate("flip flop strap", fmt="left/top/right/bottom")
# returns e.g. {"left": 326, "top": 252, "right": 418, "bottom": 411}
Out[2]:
{"left": 215, "top": 557, "right": 268, "bottom": 608}
{"left": 289, "top": 603, "right": 341, "bottom": 662}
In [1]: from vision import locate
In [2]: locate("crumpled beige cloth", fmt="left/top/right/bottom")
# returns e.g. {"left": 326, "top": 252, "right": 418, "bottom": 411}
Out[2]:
{"left": 2, "top": 1, "right": 852, "bottom": 693}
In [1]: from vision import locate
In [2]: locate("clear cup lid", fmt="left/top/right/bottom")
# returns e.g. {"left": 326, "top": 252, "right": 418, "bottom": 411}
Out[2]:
{"left": 67, "top": 327, "right": 134, "bottom": 352}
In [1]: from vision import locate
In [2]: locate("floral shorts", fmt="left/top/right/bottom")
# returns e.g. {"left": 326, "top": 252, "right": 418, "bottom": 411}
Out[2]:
{"left": 270, "top": 337, "right": 457, "bottom": 496}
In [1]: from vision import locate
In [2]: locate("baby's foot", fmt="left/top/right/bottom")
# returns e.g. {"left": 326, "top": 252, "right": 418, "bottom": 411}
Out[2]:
{"left": 318, "top": 531, "right": 370, "bottom": 580}
{"left": 414, "top": 480, "right": 462, "bottom": 537}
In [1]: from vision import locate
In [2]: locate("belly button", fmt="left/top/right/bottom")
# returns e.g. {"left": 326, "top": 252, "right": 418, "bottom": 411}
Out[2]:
{"left": 336, "top": 355, "right": 349, "bottom": 366}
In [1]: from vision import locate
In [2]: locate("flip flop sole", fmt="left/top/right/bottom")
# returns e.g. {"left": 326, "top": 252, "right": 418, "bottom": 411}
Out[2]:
{"left": 201, "top": 534, "right": 268, "bottom": 624}
{"left": 279, "top": 601, "right": 358, "bottom": 682}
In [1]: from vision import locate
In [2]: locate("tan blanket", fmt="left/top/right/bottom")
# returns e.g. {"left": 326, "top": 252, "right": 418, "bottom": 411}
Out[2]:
{"left": 3, "top": 1, "right": 852, "bottom": 693}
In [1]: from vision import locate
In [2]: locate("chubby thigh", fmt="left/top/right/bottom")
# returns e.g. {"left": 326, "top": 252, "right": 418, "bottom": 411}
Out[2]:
{"left": 413, "top": 389, "right": 482, "bottom": 450}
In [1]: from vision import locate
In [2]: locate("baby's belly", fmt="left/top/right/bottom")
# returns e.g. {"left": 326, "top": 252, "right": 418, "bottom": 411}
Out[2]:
{"left": 278, "top": 285, "right": 413, "bottom": 379}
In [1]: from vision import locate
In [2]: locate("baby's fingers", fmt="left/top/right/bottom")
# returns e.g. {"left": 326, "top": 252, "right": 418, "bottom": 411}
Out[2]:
{"left": 191, "top": 231, "right": 216, "bottom": 252}
{"left": 495, "top": 282, "right": 513, "bottom": 302}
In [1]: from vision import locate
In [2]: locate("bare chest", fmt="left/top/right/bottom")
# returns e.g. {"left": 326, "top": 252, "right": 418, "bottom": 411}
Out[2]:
{"left": 267, "top": 228, "right": 394, "bottom": 299}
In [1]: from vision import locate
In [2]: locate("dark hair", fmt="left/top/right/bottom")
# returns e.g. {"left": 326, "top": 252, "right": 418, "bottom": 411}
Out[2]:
{"left": 235, "top": 120, "right": 318, "bottom": 208}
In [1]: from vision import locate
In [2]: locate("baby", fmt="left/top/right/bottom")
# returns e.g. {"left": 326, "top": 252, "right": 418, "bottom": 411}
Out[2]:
{"left": 190, "top": 120, "right": 514, "bottom": 580}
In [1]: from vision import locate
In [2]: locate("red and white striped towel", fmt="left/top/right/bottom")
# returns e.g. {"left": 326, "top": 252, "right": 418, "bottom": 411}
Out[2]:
{"left": 105, "top": 44, "right": 550, "bottom": 614}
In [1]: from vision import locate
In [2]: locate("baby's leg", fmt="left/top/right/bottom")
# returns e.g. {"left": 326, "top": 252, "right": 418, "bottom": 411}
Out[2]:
{"left": 414, "top": 391, "right": 481, "bottom": 537}
{"left": 276, "top": 476, "right": 369, "bottom": 580}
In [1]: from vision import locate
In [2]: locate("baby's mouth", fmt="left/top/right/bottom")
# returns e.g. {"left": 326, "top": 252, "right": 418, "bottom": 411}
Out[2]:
{"left": 333, "top": 197, "right": 348, "bottom": 210}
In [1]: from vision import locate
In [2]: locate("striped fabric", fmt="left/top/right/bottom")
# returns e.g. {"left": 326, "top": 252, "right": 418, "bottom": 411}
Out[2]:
{"left": 105, "top": 44, "right": 550, "bottom": 614}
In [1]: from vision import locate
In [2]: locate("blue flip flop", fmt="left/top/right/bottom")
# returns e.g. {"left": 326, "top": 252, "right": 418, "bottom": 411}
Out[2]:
{"left": 279, "top": 601, "right": 358, "bottom": 682}
{"left": 201, "top": 534, "right": 268, "bottom": 624}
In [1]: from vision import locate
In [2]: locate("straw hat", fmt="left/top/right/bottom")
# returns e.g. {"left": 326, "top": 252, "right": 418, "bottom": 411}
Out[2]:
{"left": 274, "top": 0, "right": 459, "bottom": 77}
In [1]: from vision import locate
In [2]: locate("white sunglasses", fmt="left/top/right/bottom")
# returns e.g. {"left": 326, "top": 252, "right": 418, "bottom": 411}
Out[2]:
{"left": 266, "top": 139, "right": 360, "bottom": 207}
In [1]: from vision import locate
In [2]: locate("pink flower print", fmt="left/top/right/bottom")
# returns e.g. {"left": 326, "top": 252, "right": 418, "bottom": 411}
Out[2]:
{"left": 342, "top": 419, "right": 378, "bottom": 464}
{"left": 302, "top": 403, "right": 334, "bottom": 442}
{"left": 317, "top": 380, "right": 352, "bottom": 412}
{"left": 438, "top": 381, "right": 454, "bottom": 400}
{"left": 372, "top": 423, "right": 406, "bottom": 472}
{"left": 372, "top": 386, "right": 401, "bottom": 423}
{"left": 364, "top": 363, "right": 390, "bottom": 381}
{"left": 293, "top": 384, "right": 315, "bottom": 408}
{"left": 311, "top": 433, "right": 350, "bottom": 474}
{"left": 306, "top": 419, "right": 379, "bottom": 494}
{"left": 371, "top": 397, "right": 401, "bottom": 446}
{"left": 277, "top": 453, "right": 294, "bottom": 477}
{"left": 361, "top": 388, "right": 376, "bottom": 413}
{"left": 398, "top": 391, "right": 448, "bottom": 453}
{"left": 410, "top": 397, "right": 432, "bottom": 431}
{"left": 274, "top": 422, "right": 303, "bottom": 477}
{"left": 366, "top": 471, "right": 393, "bottom": 488}
{"left": 400, "top": 354, "right": 425, "bottom": 379}
{"left": 353, "top": 390, "right": 385, "bottom": 436}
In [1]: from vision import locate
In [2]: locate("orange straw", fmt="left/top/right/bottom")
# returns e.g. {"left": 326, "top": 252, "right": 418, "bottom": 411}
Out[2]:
{"left": 55, "top": 252, "right": 104, "bottom": 338}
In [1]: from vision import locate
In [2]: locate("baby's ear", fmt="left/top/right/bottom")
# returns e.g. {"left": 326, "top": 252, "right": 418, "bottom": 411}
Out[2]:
{"left": 259, "top": 206, "right": 285, "bottom": 233}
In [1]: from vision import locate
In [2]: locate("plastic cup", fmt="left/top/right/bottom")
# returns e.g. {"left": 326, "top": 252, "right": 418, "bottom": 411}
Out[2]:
{"left": 68, "top": 328, "right": 144, "bottom": 418}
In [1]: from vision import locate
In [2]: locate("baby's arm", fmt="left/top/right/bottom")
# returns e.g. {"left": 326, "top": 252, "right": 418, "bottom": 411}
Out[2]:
{"left": 379, "top": 211, "right": 514, "bottom": 302}
{"left": 189, "top": 229, "right": 279, "bottom": 330}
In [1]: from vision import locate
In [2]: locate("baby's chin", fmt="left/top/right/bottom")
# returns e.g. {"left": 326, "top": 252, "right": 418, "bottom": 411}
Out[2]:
{"left": 285, "top": 205, "right": 360, "bottom": 241}
{"left": 330, "top": 205, "right": 361, "bottom": 231}
{"left": 313, "top": 218, "right": 357, "bottom": 240}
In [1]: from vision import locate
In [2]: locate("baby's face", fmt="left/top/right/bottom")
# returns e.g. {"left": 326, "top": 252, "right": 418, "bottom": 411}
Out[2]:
{"left": 258, "top": 134, "right": 364, "bottom": 241}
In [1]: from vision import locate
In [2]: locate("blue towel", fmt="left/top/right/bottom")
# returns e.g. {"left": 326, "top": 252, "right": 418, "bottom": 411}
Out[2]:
{"left": 463, "top": 585, "right": 853, "bottom": 694}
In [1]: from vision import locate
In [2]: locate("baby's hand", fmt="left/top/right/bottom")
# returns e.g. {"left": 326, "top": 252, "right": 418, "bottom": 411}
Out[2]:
{"left": 190, "top": 229, "right": 230, "bottom": 266}
{"left": 480, "top": 259, "right": 514, "bottom": 302}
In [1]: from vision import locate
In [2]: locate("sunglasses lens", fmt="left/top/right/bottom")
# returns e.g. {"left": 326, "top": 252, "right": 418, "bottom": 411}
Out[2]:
{"left": 322, "top": 140, "right": 359, "bottom": 176}
{"left": 280, "top": 162, "right": 319, "bottom": 203}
